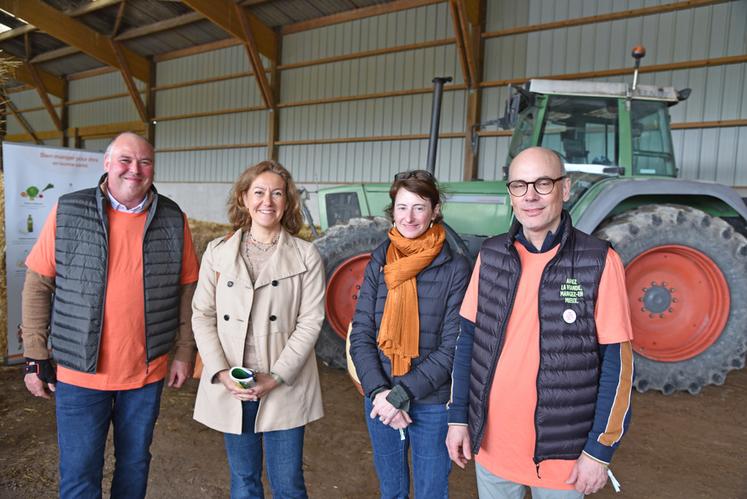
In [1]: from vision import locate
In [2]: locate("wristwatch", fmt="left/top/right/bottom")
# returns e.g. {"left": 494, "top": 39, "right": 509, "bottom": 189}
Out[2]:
{"left": 23, "top": 360, "right": 41, "bottom": 375}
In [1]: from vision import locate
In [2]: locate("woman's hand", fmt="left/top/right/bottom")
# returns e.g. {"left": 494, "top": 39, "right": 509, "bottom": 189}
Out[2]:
{"left": 217, "top": 370, "right": 256, "bottom": 401}
{"left": 370, "top": 390, "right": 412, "bottom": 429}
{"left": 245, "top": 372, "right": 280, "bottom": 400}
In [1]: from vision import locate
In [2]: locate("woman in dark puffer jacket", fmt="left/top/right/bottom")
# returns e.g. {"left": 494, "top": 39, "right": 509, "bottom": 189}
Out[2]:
{"left": 349, "top": 170, "right": 470, "bottom": 498}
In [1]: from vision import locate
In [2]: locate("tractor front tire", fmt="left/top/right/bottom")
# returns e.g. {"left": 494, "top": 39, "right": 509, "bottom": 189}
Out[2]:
{"left": 595, "top": 204, "right": 747, "bottom": 394}
{"left": 313, "top": 217, "right": 390, "bottom": 369}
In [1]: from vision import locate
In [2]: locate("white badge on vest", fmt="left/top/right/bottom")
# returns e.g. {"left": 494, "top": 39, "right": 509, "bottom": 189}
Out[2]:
{"left": 562, "top": 308, "right": 577, "bottom": 324}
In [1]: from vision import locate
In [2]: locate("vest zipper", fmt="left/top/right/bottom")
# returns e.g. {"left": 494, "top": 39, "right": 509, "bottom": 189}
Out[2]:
{"left": 142, "top": 196, "right": 157, "bottom": 372}
{"left": 93, "top": 194, "right": 110, "bottom": 373}
{"left": 533, "top": 241, "right": 565, "bottom": 467}
{"left": 474, "top": 244, "right": 521, "bottom": 454}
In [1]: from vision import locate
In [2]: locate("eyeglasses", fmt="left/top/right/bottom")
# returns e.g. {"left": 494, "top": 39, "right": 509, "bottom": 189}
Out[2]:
{"left": 394, "top": 170, "right": 435, "bottom": 181}
{"left": 506, "top": 176, "right": 567, "bottom": 197}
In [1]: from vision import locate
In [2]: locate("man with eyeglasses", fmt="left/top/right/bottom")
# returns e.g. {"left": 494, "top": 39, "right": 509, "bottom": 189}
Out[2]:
{"left": 446, "top": 147, "right": 634, "bottom": 498}
{"left": 20, "top": 132, "right": 200, "bottom": 498}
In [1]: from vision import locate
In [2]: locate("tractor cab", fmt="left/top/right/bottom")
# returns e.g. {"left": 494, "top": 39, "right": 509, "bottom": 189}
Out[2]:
{"left": 504, "top": 79, "right": 685, "bottom": 180}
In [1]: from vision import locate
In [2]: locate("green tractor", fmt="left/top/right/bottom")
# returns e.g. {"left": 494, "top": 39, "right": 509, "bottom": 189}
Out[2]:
{"left": 311, "top": 51, "right": 747, "bottom": 395}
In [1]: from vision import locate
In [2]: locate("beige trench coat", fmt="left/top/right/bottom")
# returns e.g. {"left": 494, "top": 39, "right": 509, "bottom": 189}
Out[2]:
{"left": 192, "top": 228, "right": 325, "bottom": 434}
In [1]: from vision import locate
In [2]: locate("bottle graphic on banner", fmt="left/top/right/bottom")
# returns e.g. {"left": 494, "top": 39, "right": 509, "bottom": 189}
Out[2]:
{"left": 26, "top": 214, "right": 33, "bottom": 233}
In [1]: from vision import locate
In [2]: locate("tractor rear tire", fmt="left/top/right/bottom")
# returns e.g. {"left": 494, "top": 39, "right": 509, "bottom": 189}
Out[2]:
{"left": 595, "top": 204, "right": 747, "bottom": 394}
{"left": 313, "top": 217, "right": 390, "bottom": 368}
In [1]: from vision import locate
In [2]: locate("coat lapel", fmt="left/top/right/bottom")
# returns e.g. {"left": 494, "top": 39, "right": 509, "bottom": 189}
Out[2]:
{"left": 253, "top": 228, "right": 307, "bottom": 289}
{"left": 213, "top": 228, "right": 253, "bottom": 286}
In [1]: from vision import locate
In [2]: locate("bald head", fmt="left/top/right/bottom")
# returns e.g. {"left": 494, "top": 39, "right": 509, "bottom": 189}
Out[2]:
{"left": 509, "top": 147, "right": 565, "bottom": 180}
{"left": 507, "top": 146, "right": 571, "bottom": 249}
{"left": 104, "top": 132, "right": 155, "bottom": 209}
{"left": 105, "top": 132, "right": 153, "bottom": 161}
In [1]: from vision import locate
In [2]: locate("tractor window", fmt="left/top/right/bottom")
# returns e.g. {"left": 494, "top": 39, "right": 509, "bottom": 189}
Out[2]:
{"left": 631, "top": 101, "right": 675, "bottom": 176}
{"left": 325, "top": 192, "right": 361, "bottom": 227}
{"left": 507, "top": 104, "right": 539, "bottom": 165}
{"left": 539, "top": 96, "right": 619, "bottom": 174}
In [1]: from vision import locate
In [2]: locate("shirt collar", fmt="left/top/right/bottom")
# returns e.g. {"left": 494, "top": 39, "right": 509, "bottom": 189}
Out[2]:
{"left": 515, "top": 212, "right": 567, "bottom": 253}
{"left": 107, "top": 190, "right": 147, "bottom": 213}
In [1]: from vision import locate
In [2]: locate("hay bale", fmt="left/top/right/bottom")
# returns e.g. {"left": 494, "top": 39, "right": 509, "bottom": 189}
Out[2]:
{"left": 188, "top": 219, "right": 319, "bottom": 261}
{"left": 0, "top": 170, "right": 6, "bottom": 359}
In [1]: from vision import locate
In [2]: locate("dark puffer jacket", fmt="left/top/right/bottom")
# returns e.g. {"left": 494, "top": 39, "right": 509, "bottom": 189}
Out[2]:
{"left": 349, "top": 236, "right": 470, "bottom": 404}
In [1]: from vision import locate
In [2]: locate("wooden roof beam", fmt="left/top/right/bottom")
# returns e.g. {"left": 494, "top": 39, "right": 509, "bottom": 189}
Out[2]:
{"left": 24, "top": 61, "right": 62, "bottom": 130}
{"left": 0, "top": 1, "right": 124, "bottom": 43}
{"left": 449, "top": 0, "right": 480, "bottom": 88}
{"left": 2, "top": 91, "right": 42, "bottom": 144}
{"left": 110, "top": 40, "right": 147, "bottom": 123}
{"left": 1, "top": 54, "right": 65, "bottom": 97}
{"left": 0, "top": 0, "right": 150, "bottom": 81}
{"left": 235, "top": 4, "right": 273, "bottom": 108}
{"left": 181, "top": 0, "right": 277, "bottom": 62}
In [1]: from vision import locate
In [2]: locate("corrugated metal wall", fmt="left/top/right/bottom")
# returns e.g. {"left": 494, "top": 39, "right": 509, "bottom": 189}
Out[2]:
{"left": 154, "top": 44, "right": 268, "bottom": 182}
{"left": 279, "top": 2, "right": 466, "bottom": 182}
{"left": 479, "top": 0, "right": 747, "bottom": 183}
{"left": 4, "top": 89, "right": 62, "bottom": 146}
{"left": 67, "top": 71, "right": 144, "bottom": 127}
{"left": 3, "top": 0, "right": 744, "bottom": 188}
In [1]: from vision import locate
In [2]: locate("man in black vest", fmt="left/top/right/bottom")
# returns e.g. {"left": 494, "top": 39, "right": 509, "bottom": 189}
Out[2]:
{"left": 446, "top": 147, "right": 634, "bottom": 498}
{"left": 21, "top": 132, "right": 200, "bottom": 499}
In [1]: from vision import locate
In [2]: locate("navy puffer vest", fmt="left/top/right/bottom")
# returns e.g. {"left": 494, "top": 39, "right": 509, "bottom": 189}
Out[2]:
{"left": 469, "top": 215, "right": 609, "bottom": 462}
{"left": 51, "top": 181, "right": 184, "bottom": 373}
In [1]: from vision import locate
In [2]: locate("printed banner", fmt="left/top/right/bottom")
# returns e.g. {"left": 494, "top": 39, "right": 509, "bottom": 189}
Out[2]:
{"left": 3, "top": 143, "right": 104, "bottom": 362}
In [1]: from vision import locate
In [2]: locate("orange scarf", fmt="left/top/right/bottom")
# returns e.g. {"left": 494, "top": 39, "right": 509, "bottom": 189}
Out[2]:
{"left": 378, "top": 223, "right": 446, "bottom": 376}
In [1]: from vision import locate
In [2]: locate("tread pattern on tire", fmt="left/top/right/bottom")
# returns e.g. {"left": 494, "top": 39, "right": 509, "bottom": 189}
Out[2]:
{"left": 313, "top": 218, "right": 391, "bottom": 369}
{"left": 595, "top": 204, "right": 747, "bottom": 395}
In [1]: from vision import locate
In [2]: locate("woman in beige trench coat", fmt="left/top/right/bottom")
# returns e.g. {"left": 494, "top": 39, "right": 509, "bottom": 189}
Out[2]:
{"left": 192, "top": 160, "right": 325, "bottom": 499}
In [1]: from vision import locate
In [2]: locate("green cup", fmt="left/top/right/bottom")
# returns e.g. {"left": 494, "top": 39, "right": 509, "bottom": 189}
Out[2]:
{"left": 229, "top": 366, "right": 256, "bottom": 389}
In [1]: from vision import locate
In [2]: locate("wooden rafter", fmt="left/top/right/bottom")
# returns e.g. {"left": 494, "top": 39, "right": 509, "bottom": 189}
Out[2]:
{"left": 110, "top": 40, "right": 147, "bottom": 123}
{"left": 116, "top": 12, "right": 202, "bottom": 42}
{"left": 235, "top": 3, "right": 273, "bottom": 108}
{"left": 2, "top": 91, "right": 42, "bottom": 144}
{"left": 111, "top": 1, "right": 127, "bottom": 37}
{"left": 25, "top": 61, "right": 62, "bottom": 130}
{"left": 181, "top": 0, "right": 277, "bottom": 62}
{"left": 0, "top": 0, "right": 124, "bottom": 44}
{"left": 449, "top": 0, "right": 480, "bottom": 88}
{"left": 0, "top": 0, "right": 149, "bottom": 81}
{"left": 1, "top": 55, "right": 65, "bottom": 97}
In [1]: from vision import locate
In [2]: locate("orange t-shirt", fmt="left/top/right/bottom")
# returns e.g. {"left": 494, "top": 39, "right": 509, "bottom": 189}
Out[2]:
{"left": 25, "top": 203, "right": 199, "bottom": 391}
{"left": 460, "top": 243, "right": 633, "bottom": 489}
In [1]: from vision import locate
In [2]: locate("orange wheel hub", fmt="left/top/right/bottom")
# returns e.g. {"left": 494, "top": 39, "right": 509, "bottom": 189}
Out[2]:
{"left": 626, "top": 245, "right": 729, "bottom": 362}
{"left": 325, "top": 254, "right": 371, "bottom": 340}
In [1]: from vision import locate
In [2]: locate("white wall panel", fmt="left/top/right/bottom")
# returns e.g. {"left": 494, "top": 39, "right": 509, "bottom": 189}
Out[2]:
{"left": 157, "top": 45, "right": 250, "bottom": 86}
{"left": 278, "top": 137, "right": 464, "bottom": 183}
{"left": 155, "top": 112, "right": 267, "bottom": 149}
{"left": 155, "top": 147, "right": 267, "bottom": 183}
{"left": 5, "top": 90, "right": 61, "bottom": 135}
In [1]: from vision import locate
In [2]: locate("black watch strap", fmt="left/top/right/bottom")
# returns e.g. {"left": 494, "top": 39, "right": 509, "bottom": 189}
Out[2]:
{"left": 23, "top": 360, "right": 41, "bottom": 375}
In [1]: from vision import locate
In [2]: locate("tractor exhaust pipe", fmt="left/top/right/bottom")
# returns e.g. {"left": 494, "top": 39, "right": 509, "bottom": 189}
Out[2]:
{"left": 425, "top": 76, "right": 452, "bottom": 175}
{"left": 631, "top": 45, "right": 646, "bottom": 92}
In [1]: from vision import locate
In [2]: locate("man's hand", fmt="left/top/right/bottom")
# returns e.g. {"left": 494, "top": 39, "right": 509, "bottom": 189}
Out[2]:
{"left": 167, "top": 359, "right": 193, "bottom": 388}
{"left": 565, "top": 453, "right": 608, "bottom": 495}
{"left": 446, "top": 425, "right": 472, "bottom": 469}
{"left": 24, "top": 373, "right": 55, "bottom": 399}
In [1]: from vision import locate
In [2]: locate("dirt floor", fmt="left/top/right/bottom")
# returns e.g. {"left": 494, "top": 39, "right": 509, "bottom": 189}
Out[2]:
{"left": 1, "top": 363, "right": 746, "bottom": 499}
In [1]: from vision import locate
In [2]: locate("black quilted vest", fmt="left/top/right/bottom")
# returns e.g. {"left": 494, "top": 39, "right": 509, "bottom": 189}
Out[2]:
{"left": 469, "top": 214, "right": 609, "bottom": 462}
{"left": 51, "top": 180, "right": 184, "bottom": 373}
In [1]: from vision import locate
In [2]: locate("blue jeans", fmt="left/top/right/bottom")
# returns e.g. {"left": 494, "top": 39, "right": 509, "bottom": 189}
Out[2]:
{"left": 224, "top": 400, "right": 307, "bottom": 499}
{"left": 364, "top": 398, "right": 451, "bottom": 499}
{"left": 55, "top": 380, "right": 164, "bottom": 499}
